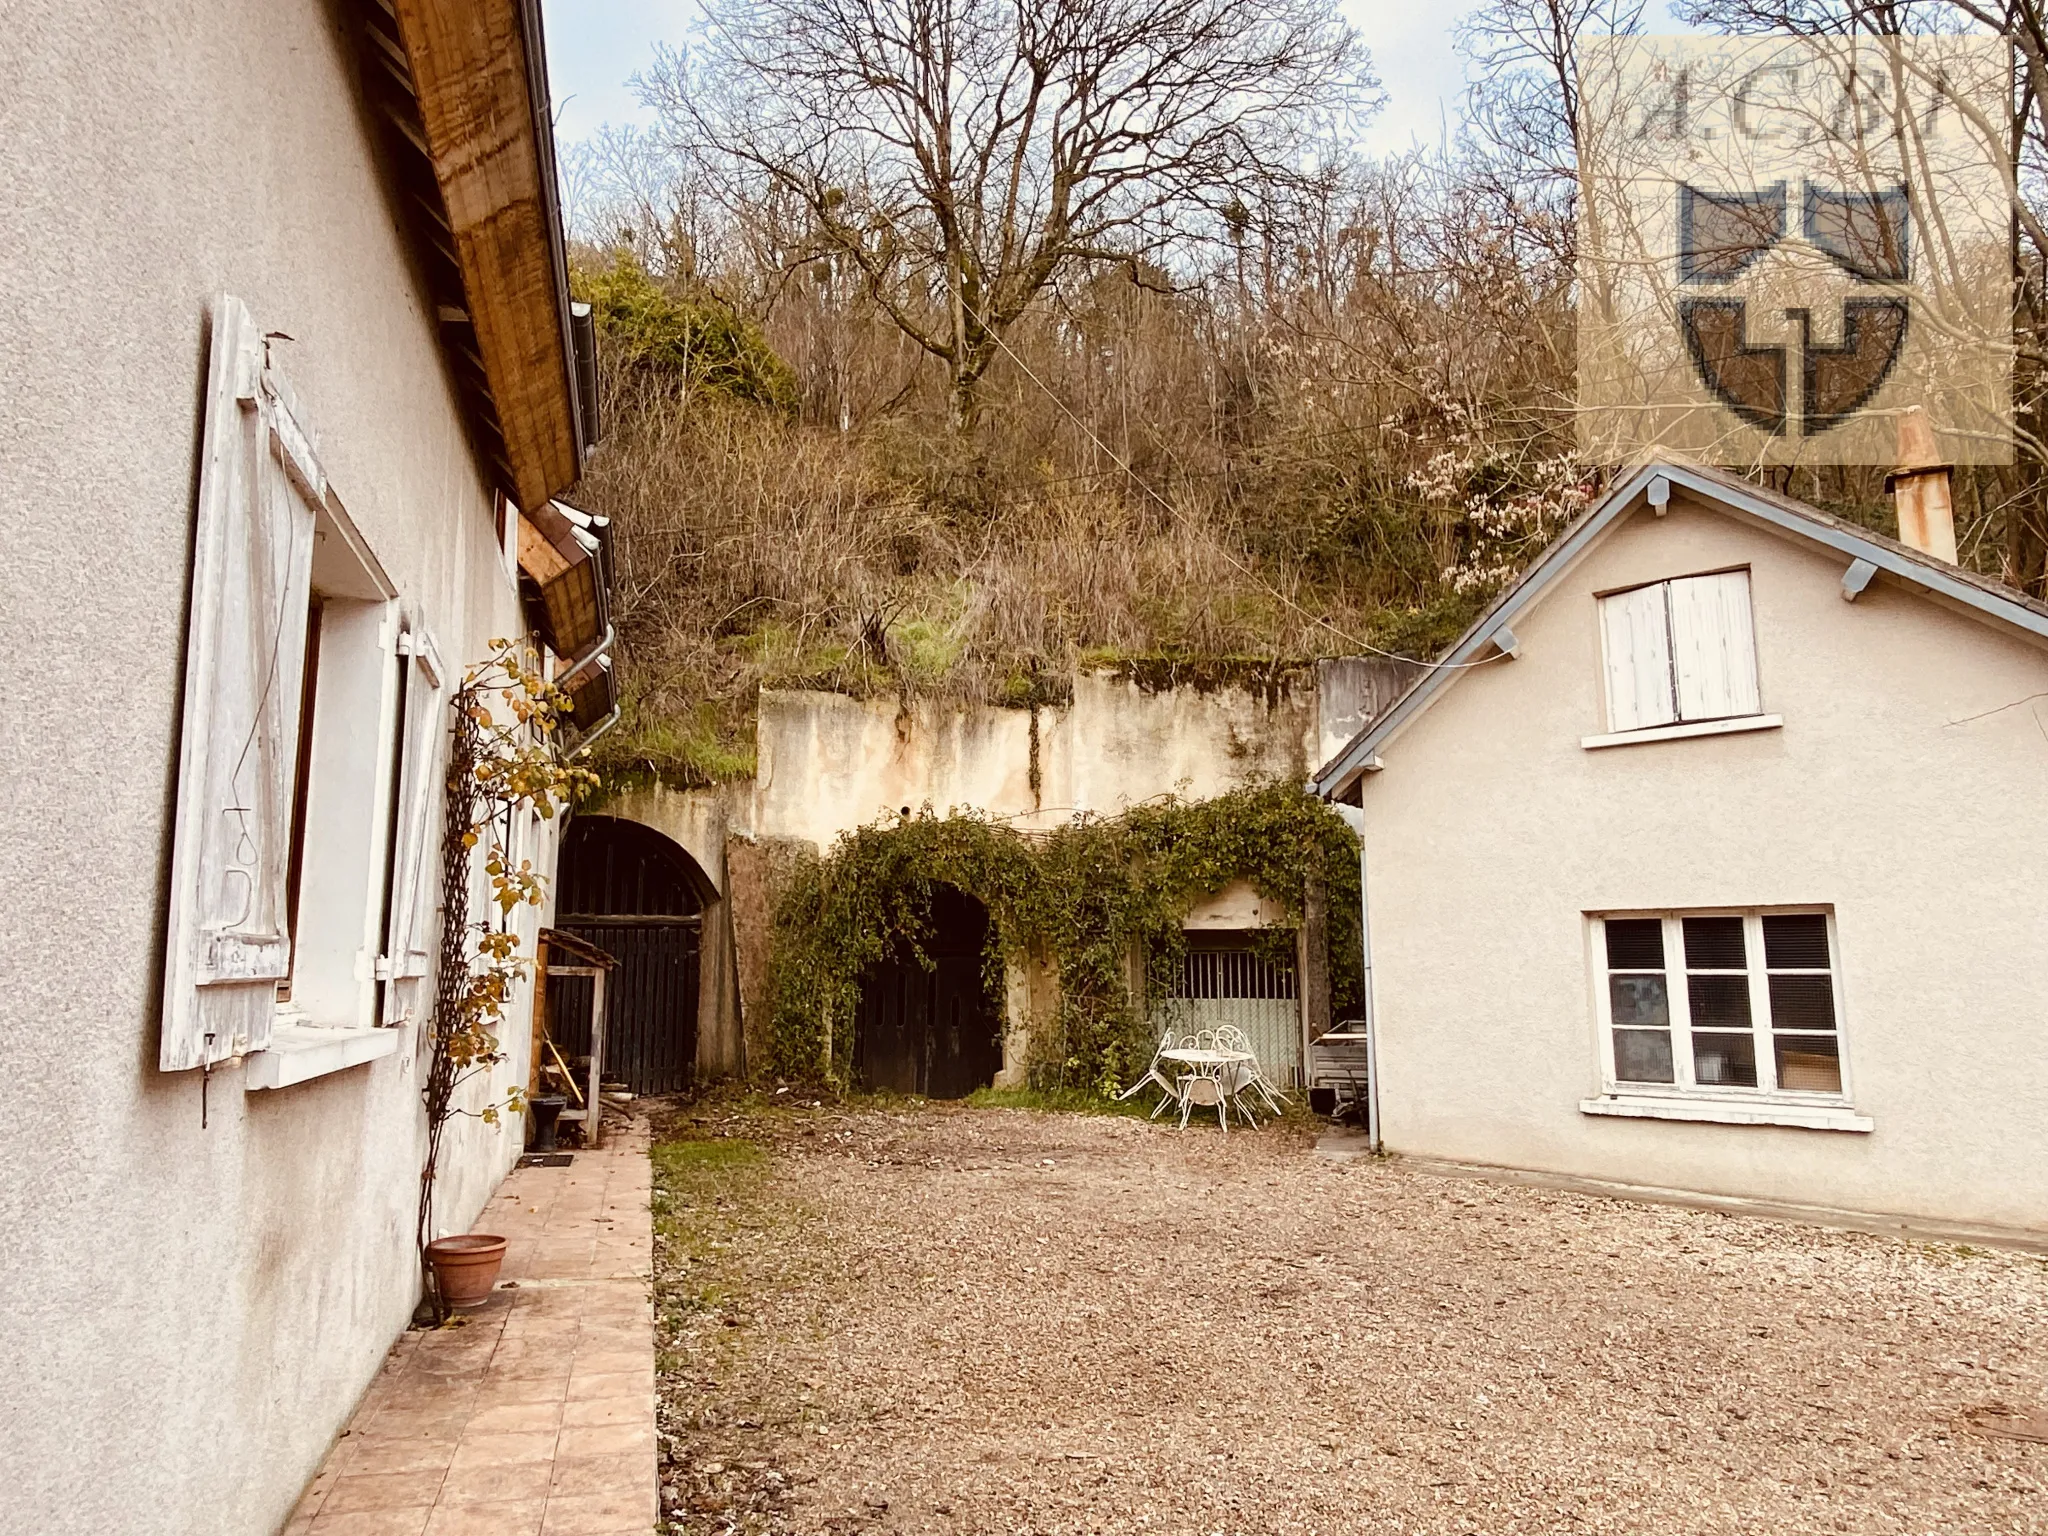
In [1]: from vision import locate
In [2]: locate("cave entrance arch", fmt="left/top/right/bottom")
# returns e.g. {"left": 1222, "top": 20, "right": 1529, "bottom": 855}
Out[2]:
{"left": 553, "top": 815, "right": 711, "bottom": 1095}
{"left": 855, "top": 884, "right": 1003, "bottom": 1098}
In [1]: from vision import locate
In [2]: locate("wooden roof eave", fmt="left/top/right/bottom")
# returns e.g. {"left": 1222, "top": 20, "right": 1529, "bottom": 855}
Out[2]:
{"left": 387, "top": 0, "right": 585, "bottom": 511}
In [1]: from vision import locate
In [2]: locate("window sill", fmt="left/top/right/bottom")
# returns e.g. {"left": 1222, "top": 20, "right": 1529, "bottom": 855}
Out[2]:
{"left": 1581, "top": 1092, "right": 1871, "bottom": 1132}
{"left": 1582, "top": 714, "right": 1782, "bottom": 751}
{"left": 244, "top": 1023, "right": 400, "bottom": 1091}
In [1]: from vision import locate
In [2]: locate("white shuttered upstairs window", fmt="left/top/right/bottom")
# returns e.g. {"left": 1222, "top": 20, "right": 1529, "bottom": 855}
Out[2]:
{"left": 1594, "top": 570, "right": 1771, "bottom": 743}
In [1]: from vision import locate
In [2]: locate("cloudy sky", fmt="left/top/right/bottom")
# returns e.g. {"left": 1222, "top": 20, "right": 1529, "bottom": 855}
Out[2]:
{"left": 536, "top": 0, "right": 1504, "bottom": 156}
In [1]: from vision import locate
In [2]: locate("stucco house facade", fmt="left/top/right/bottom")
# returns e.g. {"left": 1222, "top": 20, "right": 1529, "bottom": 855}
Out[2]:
{"left": 1315, "top": 462, "right": 2048, "bottom": 1241}
{"left": 0, "top": 4, "right": 607, "bottom": 1532}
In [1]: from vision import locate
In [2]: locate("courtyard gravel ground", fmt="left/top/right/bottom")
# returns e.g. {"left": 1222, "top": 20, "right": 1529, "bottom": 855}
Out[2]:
{"left": 649, "top": 1099, "right": 2048, "bottom": 1535}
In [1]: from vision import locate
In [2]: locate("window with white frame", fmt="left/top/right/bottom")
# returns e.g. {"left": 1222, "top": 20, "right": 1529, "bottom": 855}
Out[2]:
{"left": 1597, "top": 911, "right": 1846, "bottom": 1098}
{"left": 1597, "top": 569, "right": 1762, "bottom": 732}
{"left": 161, "top": 294, "right": 436, "bottom": 1073}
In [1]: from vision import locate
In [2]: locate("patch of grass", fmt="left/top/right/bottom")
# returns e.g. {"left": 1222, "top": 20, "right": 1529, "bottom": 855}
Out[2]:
{"left": 650, "top": 1137, "right": 769, "bottom": 1335}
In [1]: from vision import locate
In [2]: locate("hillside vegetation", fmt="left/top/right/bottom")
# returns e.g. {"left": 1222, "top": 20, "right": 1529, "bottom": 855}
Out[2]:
{"left": 560, "top": 0, "right": 2048, "bottom": 790}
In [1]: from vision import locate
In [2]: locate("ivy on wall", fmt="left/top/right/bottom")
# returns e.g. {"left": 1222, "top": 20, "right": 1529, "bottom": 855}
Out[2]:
{"left": 766, "top": 782, "right": 1363, "bottom": 1095}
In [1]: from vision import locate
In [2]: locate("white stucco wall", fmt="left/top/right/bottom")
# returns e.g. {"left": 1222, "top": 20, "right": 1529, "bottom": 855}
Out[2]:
{"left": 1356, "top": 491, "right": 2048, "bottom": 1233}
{"left": 753, "top": 672, "right": 1318, "bottom": 849}
{"left": 0, "top": 5, "right": 543, "bottom": 1532}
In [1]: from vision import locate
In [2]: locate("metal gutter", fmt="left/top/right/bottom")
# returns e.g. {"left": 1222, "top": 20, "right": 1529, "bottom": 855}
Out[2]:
{"left": 1333, "top": 804, "right": 1382, "bottom": 1152}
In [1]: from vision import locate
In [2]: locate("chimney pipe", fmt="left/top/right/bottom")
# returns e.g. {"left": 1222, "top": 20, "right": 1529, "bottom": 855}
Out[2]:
{"left": 1886, "top": 407, "right": 1957, "bottom": 564}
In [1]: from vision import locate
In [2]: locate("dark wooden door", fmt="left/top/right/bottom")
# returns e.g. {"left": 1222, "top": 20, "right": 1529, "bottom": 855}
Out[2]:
{"left": 554, "top": 817, "right": 708, "bottom": 1095}
{"left": 552, "top": 919, "right": 701, "bottom": 1095}
{"left": 854, "top": 886, "right": 1002, "bottom": 1098}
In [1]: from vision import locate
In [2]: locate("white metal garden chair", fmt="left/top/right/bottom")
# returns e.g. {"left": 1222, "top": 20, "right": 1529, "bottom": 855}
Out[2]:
{"left": 1118, "top": 1024, "right": 1185, "bottom": 1118}
{"left": 1212, "top": 1025, "right": 1290, "bottom": 1116}
{"left": 1177, "top": 1066, "right": 1231, "bottom": 1132}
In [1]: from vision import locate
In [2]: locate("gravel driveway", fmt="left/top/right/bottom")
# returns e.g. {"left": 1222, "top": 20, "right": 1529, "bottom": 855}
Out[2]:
{"left": 651, "top": 1100, "right": 2048, "bottom": 1535}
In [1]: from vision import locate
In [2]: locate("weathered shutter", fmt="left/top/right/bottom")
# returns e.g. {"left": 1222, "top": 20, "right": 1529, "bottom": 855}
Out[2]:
{"left": 1598, "top": 583, "right": 1678, "bottom": 732}
{"left": 382, "top": 631, "right": 447, "bottom": 1022}
{"left": 161, "top": 296, "right": 325, "bottom": 1069}
{"left": 1668, "top": 570, "right": 1761, "bottom": 721}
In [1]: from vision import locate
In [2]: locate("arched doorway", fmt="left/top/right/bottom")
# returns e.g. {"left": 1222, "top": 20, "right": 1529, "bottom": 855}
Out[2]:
{"left": 553, "top": 816, "right": 711, "bottom": 1094}
{"left": 855, "top": 884, "right": 1003, "bottom": 1098}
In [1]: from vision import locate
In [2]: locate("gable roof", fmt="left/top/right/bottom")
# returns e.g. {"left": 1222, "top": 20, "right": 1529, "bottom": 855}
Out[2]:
{"left": 1313, "top": 460, "right": 2048, "bottom": 802}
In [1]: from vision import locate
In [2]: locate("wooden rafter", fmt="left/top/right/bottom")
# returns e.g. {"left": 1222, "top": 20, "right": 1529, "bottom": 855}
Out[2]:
{"left": 388, "top": 0, "right": 581, "bottom": 511}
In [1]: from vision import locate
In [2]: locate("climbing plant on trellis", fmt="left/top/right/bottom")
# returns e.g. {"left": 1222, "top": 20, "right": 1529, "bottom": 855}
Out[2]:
{"left": 416, "top": 639, "right": 597, "bottom": 1316}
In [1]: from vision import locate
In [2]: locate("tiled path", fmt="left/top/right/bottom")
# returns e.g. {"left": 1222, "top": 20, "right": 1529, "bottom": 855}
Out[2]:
{"left": 287, "top": 1118, "right": 656, "bottom": 1535}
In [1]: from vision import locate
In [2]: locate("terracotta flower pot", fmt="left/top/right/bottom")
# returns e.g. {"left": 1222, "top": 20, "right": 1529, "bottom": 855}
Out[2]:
{"left": 425, "top": 1234, "right": 508, "bottom": 1308}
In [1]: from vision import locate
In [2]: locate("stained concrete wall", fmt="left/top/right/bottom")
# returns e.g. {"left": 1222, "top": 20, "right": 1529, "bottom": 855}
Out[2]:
{"left": 0, "top": 5, "right": 544, "bottom": 1531}
{"left": 596, "top": 670, "right": 1390, "bottom": 1082}
{"left": 753, "top": 671, "right": 1322, "bottom": 848}
{"left": 1354, "top": 491, "right": 2048, "bottom": 1234}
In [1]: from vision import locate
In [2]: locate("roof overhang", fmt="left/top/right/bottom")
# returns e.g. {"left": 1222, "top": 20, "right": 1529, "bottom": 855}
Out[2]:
{"left": 355, "top": 0, "right": 595, "bottom": 510}
{"left": 1312, "top": 460, "right": 2048, "bottom": 803}
{"left": 518, "top": 499, "right": 610, "bottom": 656}
{"left": 515, "top": 499, "right": 616, "bottom": 733}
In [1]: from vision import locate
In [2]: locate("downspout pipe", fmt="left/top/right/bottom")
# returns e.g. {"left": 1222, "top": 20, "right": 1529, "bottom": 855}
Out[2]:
{"left": 557, "top": 623, "right": 614, "bottom": 682}
{"left": 1333, "top": 802, "right": 1382, "bottom": 1152}
{"left": 570, "top": 704, "right": 621, "bottom": 758}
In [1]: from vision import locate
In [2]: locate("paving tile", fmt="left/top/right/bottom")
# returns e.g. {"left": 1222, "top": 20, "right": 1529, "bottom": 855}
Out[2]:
{"left": 324, "top": 1469, "right": 449, "bottom": 1514}
{"left": 566, "top": 1369, "right": 652, "bottom": 1401}
{"left": 479, "top": 1372, "right": 573, "bottom": 1405}
{"left": 446, "top": 1431, "right": 561, "bottom": 1471}
{"left": 555, "top": 1421, "right": 656, "bottom": 1460}
{"left": 490, "top": 1353, "right": 585, "bottom": 1382}
{"left": 560, "top": 1396, "right": 649, "bottom": 1429}
{"left": 546, "top": 1453, "right": 650, "bottom": 1499}
{"left": 423, "top": 1500, "right": 546, "bottom": 1536}
{"left": 343, "top": 1437, "right": 460, "bottom": 1476}
{"left": 568, "top": 1354, "right": 648, "bottom": 1380}
{"left": 539, "top": 1489, "right": 658, "bottom": 1535}
{"left": 359, "top": 1408, "right": 474, "bottom": 1441}
{"left": 308, "top": 1511, "right": 432, "bottom": 1536}
{"left": 464, "top": 1400, "right": 566, "bottom": 1436}
{"left": 436, "top": 1458, "right": 554, "bottom": 1506}
{"left": 500, "top": 1319, "right": 581, "bottom": 1344}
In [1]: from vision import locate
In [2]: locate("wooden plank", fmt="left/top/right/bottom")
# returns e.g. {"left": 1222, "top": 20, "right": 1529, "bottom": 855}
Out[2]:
{"left": 389, "top": 0, "right": 579, "bottom": 510}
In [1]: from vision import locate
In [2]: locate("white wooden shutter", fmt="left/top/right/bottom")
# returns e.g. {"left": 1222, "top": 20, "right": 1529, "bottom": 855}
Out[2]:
{"left": 1598, "top": 583, "right": 1678, "bottom": 732}
{"left": 382, "top": 630, "right": 447, "bottom": 1022}
{"left": 1668, "top": 570, "right": 1761, "bottom": 721}
{"left": 161, "top": 295, "right": 325, "bottom": 1070}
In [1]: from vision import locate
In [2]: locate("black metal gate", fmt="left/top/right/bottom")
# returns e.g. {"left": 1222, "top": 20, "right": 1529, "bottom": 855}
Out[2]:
{"left": 855, "top": 885, "right": 1002, "bottom": 1098}
{"left": 553, "top": 816, "right": 707, "bottom": 1095}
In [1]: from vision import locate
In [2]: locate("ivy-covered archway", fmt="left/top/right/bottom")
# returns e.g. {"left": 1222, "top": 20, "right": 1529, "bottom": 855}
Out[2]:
{"left": 767, "top": 781, "right": 1361, "bottom": 1095}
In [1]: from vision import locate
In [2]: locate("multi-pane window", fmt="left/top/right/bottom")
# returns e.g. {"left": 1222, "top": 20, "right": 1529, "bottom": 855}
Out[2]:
{"left": 1598, "top": 911, "right": 1845, "bottom": 1097}
{"left": 1598, "top": 569, "right": 1762, "bottom": 732}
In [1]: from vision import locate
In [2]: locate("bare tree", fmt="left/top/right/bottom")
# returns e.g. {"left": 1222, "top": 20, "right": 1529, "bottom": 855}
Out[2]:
{"left": 1455, "top": 0, "right": 1644, "bottom": 269}
{"left": 639, "top": 0, "right": 1376, "bottom": 428}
